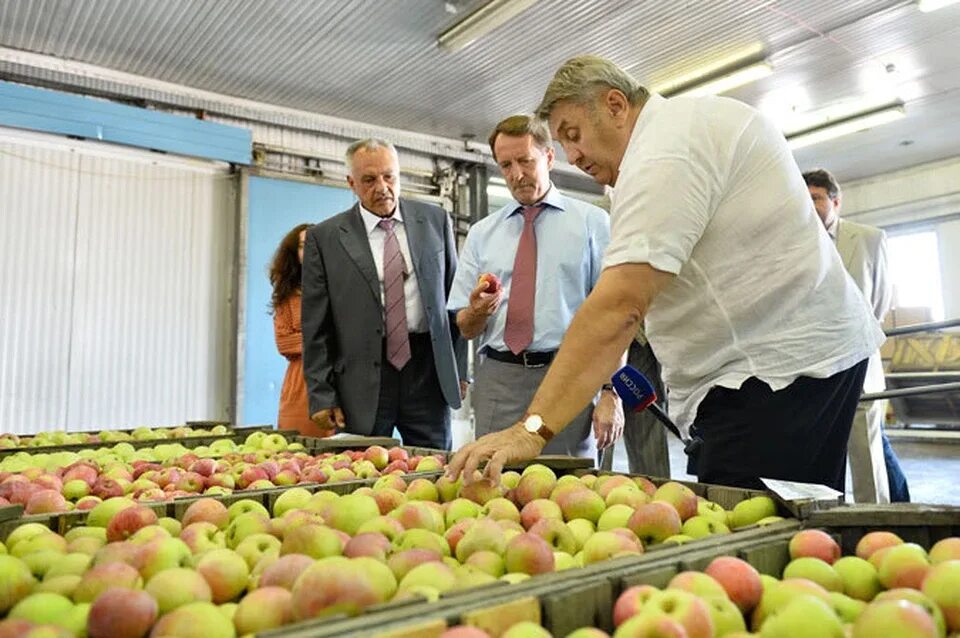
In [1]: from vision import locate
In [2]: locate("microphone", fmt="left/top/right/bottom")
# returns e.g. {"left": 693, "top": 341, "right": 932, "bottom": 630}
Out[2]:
{"left": 611, "top": 365, "right": 687, "bottom": 444}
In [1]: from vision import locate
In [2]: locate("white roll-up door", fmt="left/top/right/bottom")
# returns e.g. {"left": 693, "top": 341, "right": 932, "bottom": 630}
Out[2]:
{"left": 0, "top": 128, "right": 235, "bottom": 434}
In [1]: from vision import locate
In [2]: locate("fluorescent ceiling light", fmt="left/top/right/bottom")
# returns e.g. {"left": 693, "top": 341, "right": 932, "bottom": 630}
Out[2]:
{"left": 780, "top": 94, "right": 900, "bottom": 136}
{"left": 787, "top": 103, "right": 905, "bottom": 150}
{"left": 438, "top": 0, "right": 540, "bottom": 52}
{"left": 666, "top": 61, "right": 773, "bottom": 98}
{"left": 918, "top": 0, "right": 959, "bottom": 12}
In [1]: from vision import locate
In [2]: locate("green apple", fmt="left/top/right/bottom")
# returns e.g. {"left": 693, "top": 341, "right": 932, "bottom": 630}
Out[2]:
{"left": 730, "top": 496, "right": 777, "bottom": 529}
{"left": 853, "top": 600, "right": 940, "bottom": 638}
{"left": 782, "top": 557, "right": 843, "bottom": 592}
{"left": 565, "top": 518, "right": 596, "bottom": 551}
{"left": 833, "top": 556, "right": 881, "bottom": 601}
{"left": 272, "top": 487, "right": 313, "bottom": 518}
{"left": 828, "top": 592, "right": 867, "bottom": 623}
{"left": 8, "top": 592, "right": 75, "bottom": 628}
{"left": 761, "top": 594, "right": 843, "bottom": 637}
{"left": 146, "top": 567, "right": 213, "bottom": 614}
{"left": 681, "top": 515, "right": 731, "bottom": 539}
{"left": 0, "top": 555, "right": 36, "bottom": 613}
{"left": 597, "top": 504, "right": 635, "bottom": 532}
{"left": 921, "top": 560, "right": 960, "bottom": 634}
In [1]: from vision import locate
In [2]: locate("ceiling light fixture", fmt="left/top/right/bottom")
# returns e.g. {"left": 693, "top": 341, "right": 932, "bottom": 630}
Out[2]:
{"left": 651, "top": 49, "right": 773, "bottom": 98}
{"left": 667, "top": 60, "right": 773, "bottom": 98}
{"left": 918, "top": 0, "right": 960, "bottom": 12}
{"left": 438, "top": 0, "right": 540, "bottom": 52}
{"left": 786, "top": 102, "right": 905, "bottom": 150}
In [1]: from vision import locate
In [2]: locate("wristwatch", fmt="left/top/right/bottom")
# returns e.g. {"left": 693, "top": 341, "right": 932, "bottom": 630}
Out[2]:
{"left": 521, "top": 414, "right": 554, "bottom": 442}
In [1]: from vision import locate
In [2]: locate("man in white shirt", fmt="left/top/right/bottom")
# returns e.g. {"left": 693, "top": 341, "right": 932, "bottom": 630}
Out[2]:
{"left": 302, "top": 139, "right": 466, "bottom": 449}
{"left": 449, "top": 56, "right": 884, "bottom": 493}
{"left": 804, "top": 168, "right": 910, "bottom": 502}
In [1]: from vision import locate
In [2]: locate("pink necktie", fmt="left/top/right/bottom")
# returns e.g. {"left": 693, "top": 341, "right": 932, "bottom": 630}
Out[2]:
{"left": 379, "top": 218, "right": 411, "bottom": 370}
{"left": 504, "top": 205, "right": 543, "bottom": 354}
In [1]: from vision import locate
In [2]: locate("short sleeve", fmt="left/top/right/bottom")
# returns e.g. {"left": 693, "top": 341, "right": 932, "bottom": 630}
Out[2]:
{"left": 603, "top": 157, "right": 717, "bottom": 274}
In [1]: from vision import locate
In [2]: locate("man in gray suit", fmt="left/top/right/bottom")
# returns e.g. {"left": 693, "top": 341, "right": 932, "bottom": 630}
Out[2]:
{"left": 804, "top": 168, "right": 909, "bottom": 502}
{"left": 302, "top": 138, "right": 466, "bottom": 449}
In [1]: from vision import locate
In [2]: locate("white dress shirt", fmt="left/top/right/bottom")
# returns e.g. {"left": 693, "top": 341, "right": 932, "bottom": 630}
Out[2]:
{"left": 359, "top": 203, "right": 427, "bottom": 333}
{"left": 605, "top": 93, "right": 884, "bottom": 435}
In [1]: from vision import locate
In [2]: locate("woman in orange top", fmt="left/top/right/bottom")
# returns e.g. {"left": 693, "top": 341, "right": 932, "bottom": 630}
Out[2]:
{"left": 270, "top": 223, "right": 332, "bottom": 437}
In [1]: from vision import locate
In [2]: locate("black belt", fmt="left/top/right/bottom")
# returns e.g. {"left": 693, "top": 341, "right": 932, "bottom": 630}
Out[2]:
{"left": 483, "top": 348, "right": 557, "bottom": 368}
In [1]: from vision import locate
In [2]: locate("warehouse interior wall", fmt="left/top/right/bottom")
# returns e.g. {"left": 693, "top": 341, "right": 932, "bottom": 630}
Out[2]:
{"left": 238, "top": 173, "right": 355, "bottom": 426}
{"left": 0, "top": 127, "right": 235, "bottom": 434}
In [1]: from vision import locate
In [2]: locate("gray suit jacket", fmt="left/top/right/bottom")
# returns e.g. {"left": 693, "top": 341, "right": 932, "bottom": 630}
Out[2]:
{"left": 301, "top": 198, "right": 466, "bottom": 434}
{"left": 836, "top": 218, "right": 893, "bottom": 392}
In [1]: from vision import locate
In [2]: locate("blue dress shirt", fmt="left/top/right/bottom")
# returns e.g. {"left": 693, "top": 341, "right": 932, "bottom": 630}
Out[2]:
{"left": 447, "top": 185, "right": 610, "bottom": 352}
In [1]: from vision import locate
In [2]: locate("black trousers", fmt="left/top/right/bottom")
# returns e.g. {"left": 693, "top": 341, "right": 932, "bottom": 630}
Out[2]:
{"left": 371, "top": 332, "right": 451, "bottom": 450}
{"left": 691, "top": 360, "right": 868, "bottom": 492}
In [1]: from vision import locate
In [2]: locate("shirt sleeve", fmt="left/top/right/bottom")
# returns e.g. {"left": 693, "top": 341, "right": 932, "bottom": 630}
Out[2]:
{"left": 446, "top": 227, "right": 481, "bottom": 313}
{"left": 603, "top": 156, "right": 717, "bottom": 274}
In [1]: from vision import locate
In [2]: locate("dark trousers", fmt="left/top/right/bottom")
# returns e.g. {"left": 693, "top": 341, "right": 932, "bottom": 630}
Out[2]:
{"left": 882, "top": 431, "right": 911, "bottom": 502}
{"left": 622, "top": 340, "right": 671, "bottom": 477}
{"left": 691, "top": 360, "right": 868, "bottom": 492}
{"left": 371, "top": 332, "right": 451, "bottom": 450}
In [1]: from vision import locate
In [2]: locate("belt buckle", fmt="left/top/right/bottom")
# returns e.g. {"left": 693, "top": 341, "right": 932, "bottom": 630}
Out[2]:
{"left": 522, "top": 352, "right": 546, "bottom": 369}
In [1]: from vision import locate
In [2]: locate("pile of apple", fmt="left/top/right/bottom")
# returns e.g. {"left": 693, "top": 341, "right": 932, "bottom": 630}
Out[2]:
{"left": 0, "top": 437, "right": 446, "bottom": 514}
{"left": 0, "top": 465, "right": 785, "bottom": 637}
{"left": 0, "top": 425, "right": 232, "bottom": 450}
{"left": 441, "top": 530, "right": 960, "bottom": 638}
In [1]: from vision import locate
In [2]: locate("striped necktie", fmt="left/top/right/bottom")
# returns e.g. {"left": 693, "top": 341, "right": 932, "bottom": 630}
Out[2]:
{"left": 379, "top": 218, "right": 411, "bottom": 370}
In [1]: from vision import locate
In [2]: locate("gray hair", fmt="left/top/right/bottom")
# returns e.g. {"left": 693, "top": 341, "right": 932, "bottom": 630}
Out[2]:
{"left": 535, "top": 55, "right": 649, "bottom": 120}
{"left": 344, "top": 138, "right": 399, "bottom": 170}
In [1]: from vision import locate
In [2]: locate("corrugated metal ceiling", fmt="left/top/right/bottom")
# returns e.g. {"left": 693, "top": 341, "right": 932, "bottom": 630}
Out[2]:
{"left": 0, "top": 0, "right": 958, "bottom": 180}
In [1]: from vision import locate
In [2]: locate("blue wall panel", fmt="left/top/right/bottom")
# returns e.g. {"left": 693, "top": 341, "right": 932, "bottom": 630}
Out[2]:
{"left": 242, "top": 175, "right": 356, "bottom": 425}
{"left": 0, "top": 81, "right": 251, "bottom": 164}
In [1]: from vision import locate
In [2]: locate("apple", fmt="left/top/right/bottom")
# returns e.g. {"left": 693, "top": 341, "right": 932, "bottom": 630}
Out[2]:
{"left": 513, "top": 472, "right": 557, "bottom": 508}
{"left": 482, "top": 497, "right": 521, "bottom": 524}
{"left": 456, "top": 519, "right": 507, "bottom": 562}
{"left": 233, "top": 586, "right": 294, "bottom": 634}
{"left": 478, "top": 272, "right": 502, "bottom": 293}
{"left": 877, "top": 543, "right": 931, "bottom": 590}
{"left": 375, "top": 473, "right": 408, "bottom": 492}
{"left": 705, "top": 596, "right": 748, "bottom": 636}
{"left": 832, "top": 556, "right": 881, "bottom": 601}
{"left": 504, "top": 533, "right": 555, "bottom": 575}
{"left": 605, "top": 486, "right": 650, "bottom": 510}
{"left": 7, "top": 592, "right": 75, "bottom": 629}
{"left": 86, "top": 587, "right": 157, "bottom": 638}
{"left": 34, "top": 574, "right": 81, "bottom": 598}
{"left": 405, "top": 478, "right": 440, "bottom": 502}
{"left": 44, "top": 552, "right": 91, "bottom": 579}
{"left": 461, "top": 477, "right": 503, "bottom": 505}
{"left": 853, "top": 600, "right": 939, "bottom": 638}
{"left": 292, "top": 556, "right": 388, "bottom": 620}
{"left": 73, "top": 562, "right": 143, "bottom": 603}
{"left": 566, "top": 518, "right": 596, "bottom": 551}
{"left": 280, "top": 523, "right": 343, "bottom": 559}
{"left": 729, "top": 496, "right": 777, "bottom": 529}
{"left": 643, "top": 589, "right": 715, "bottom": 638}
{"left": 520, "top": 499, "right": 564, "bottom": 530}
{"left": 704, "top": 556, "right": 763, "bottom": 613}
{"left": 501, "top": 471, "right": 522, "bottom": 490}
{"left": 197, "top": 548, "right": 249, "bottom": 604}
{"left": 387, "top": 548, "right": 443, "bottom": 582}
{"left": 922, "top": 560, "right": 960, "bottom": 632}
{"left": 356, "top": 515, "right": 406, "bottom": 541}
{"left": 614, "top": 614, "right": 688, "bottom": 637}
{"left": 614, "top": 584, "right": 662, "bottom": 626}
{"left": 445, "top": 498, "right": 482, "bottom": 527}
{"left": 628, "top": 502, "right": 682, "bottom": 545}
{"left": 148, "top": 600, "right": 236, "bottom": 638}
{"left": 595, "top": 475, "right": 634, "bottom": 500}
{"left": 653, "top": 482, "right": 698, "bottom": 522}
{"left": 235, "top": 533, "right": 281, "bottom": 570}
{"left": 145, "top": 567, "right": 213, "bottom": 614}
{"left": 828, "top": 592, "right": 867, "bottom": 624}
{"left": 875, "top": 588, "right": 948, "bottom": 637}
{"left": 782, "top": 557, "right": 843, "bottom": 592}
{"left": 0, "top": 555, "right": 36, "bottom": 613}
{"left": 930, "top": 538, "right": 960, "bottom": 565}
{"left": 668, "top": 571, "right": 729, "bottom": 602}
{"left": 394, "top": 528, "right": 451, "bottom": 557}
{"left": 414, "top": 456, "right": 444, "bottom": 472}
{"left": 139, "top": 537, "right": 193, "bottom": 580}
{"left": 180, "top": 522, "right": 224, "bottom": 555}
{"left": 751, "top": 578, "right": 832, "bottom": 629}
{"left": 157, "top": 517, "right": 182, "bottom": 537}
{"left": 556, "top": 487, "right": 606, "bottom": 524}
{"left": 364, "top": 446, "right": 390, "bottom": 470}
{"left": 761, "top": 594, "right": 844, "bottom": 638}
{"left": 397, "top": 561, "right": 458, "bottom": 596}
{"left": 24, "top": 489, "right": 68, "bottom": 515}
{"left": 182, "top": 498, "right": 230, "bottom": 530}
{"left": 86, "top": 497, "right": 136, "bottom": 528}
{"left": 390, "top": 501, "right": 446, "bottom": 535}
{"left": 258, "top": 553, "right": 315, "bottom": 591}
{"left": 789, "top": 529, "right": 841, "bottom": 564}
{"left": 855, "top": 531, "right": 903, "bottom": 561}
{"left": 344, "top": 532, "right": 392, "bottom": 562}
{"left": 680, "top": 515, "right": 731, "bottom": 539}
{"left": 106, "top": 504, "right": 158, "bottom": 543}
{"left": 323, "top": 493, "right": 381, "bottom": 535}
{"left": 224, "top": 511, "right": 271, "bottom": 549}
{"left": 227, "top": 498, "right": 270, "bottom": 521}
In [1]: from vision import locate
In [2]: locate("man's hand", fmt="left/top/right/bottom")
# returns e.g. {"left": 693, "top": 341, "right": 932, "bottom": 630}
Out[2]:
{"left": 460, "top": 381, "right": 470, "bottom": 401}
{"left": 311, "top": 407, "right": 345, "bottom": 432}
{"left": 447, "top": 423, "right": 545, "bottom": 485}
{"left": 469, "top": 276, "right": 503, "bottom": 318}
{"left": 592, "top": 390, "right": 624, "bottom": 450}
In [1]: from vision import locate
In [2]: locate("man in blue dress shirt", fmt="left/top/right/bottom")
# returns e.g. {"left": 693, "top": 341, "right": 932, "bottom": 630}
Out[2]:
{"left": 447, "top": 114, "right": 623, "bottom": 458}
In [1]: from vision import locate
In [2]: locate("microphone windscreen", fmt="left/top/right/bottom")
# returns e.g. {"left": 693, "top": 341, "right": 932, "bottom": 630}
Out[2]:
{"left": 612, "top": 365, "right": 658, "bottom": 413}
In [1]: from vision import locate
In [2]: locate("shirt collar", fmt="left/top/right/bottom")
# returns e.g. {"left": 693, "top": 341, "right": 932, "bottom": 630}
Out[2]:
{"left": 826, "top": 215, "right": 839, "bottom": 239}
{"left": 507, "top": 183, "right": 564, "bottom": 217}
{"left": 618, "top": 93, "right": 665, "bottom": 178}
{"left": 359, "top": 202, "right": 403, "bottom": 235}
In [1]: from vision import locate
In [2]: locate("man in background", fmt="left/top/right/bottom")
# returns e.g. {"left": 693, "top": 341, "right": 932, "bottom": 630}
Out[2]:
{"left": 804, "top": 168, "right": 910, "bottom": 502}
{"left": 448, "top": 114, "right": 622, "bottom": 459}
{"left": 302, "top": 138, "right": 466, "bottom": 449}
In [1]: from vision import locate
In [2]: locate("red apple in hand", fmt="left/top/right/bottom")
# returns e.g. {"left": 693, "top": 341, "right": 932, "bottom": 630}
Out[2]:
{"left": 478, "top": 273, "right": 501, "bottom": 293}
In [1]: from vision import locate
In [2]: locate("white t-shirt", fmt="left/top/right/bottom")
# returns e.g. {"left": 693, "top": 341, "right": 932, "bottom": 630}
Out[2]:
{"left": 605, "top": 94, "right": 884, "bottom": 435}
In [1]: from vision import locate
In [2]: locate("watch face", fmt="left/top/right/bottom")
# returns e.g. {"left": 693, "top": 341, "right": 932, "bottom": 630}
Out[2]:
{"left": 524, "top": 415, "right": 543, "bottom": 432}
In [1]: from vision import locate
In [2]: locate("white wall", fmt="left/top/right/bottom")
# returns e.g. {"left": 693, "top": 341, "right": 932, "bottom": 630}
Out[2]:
{"left": 938, "top": 220, "right": 960, "bottom": 321}
{"left": 0, "top": 128, "right": 236, "bottom": 433}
